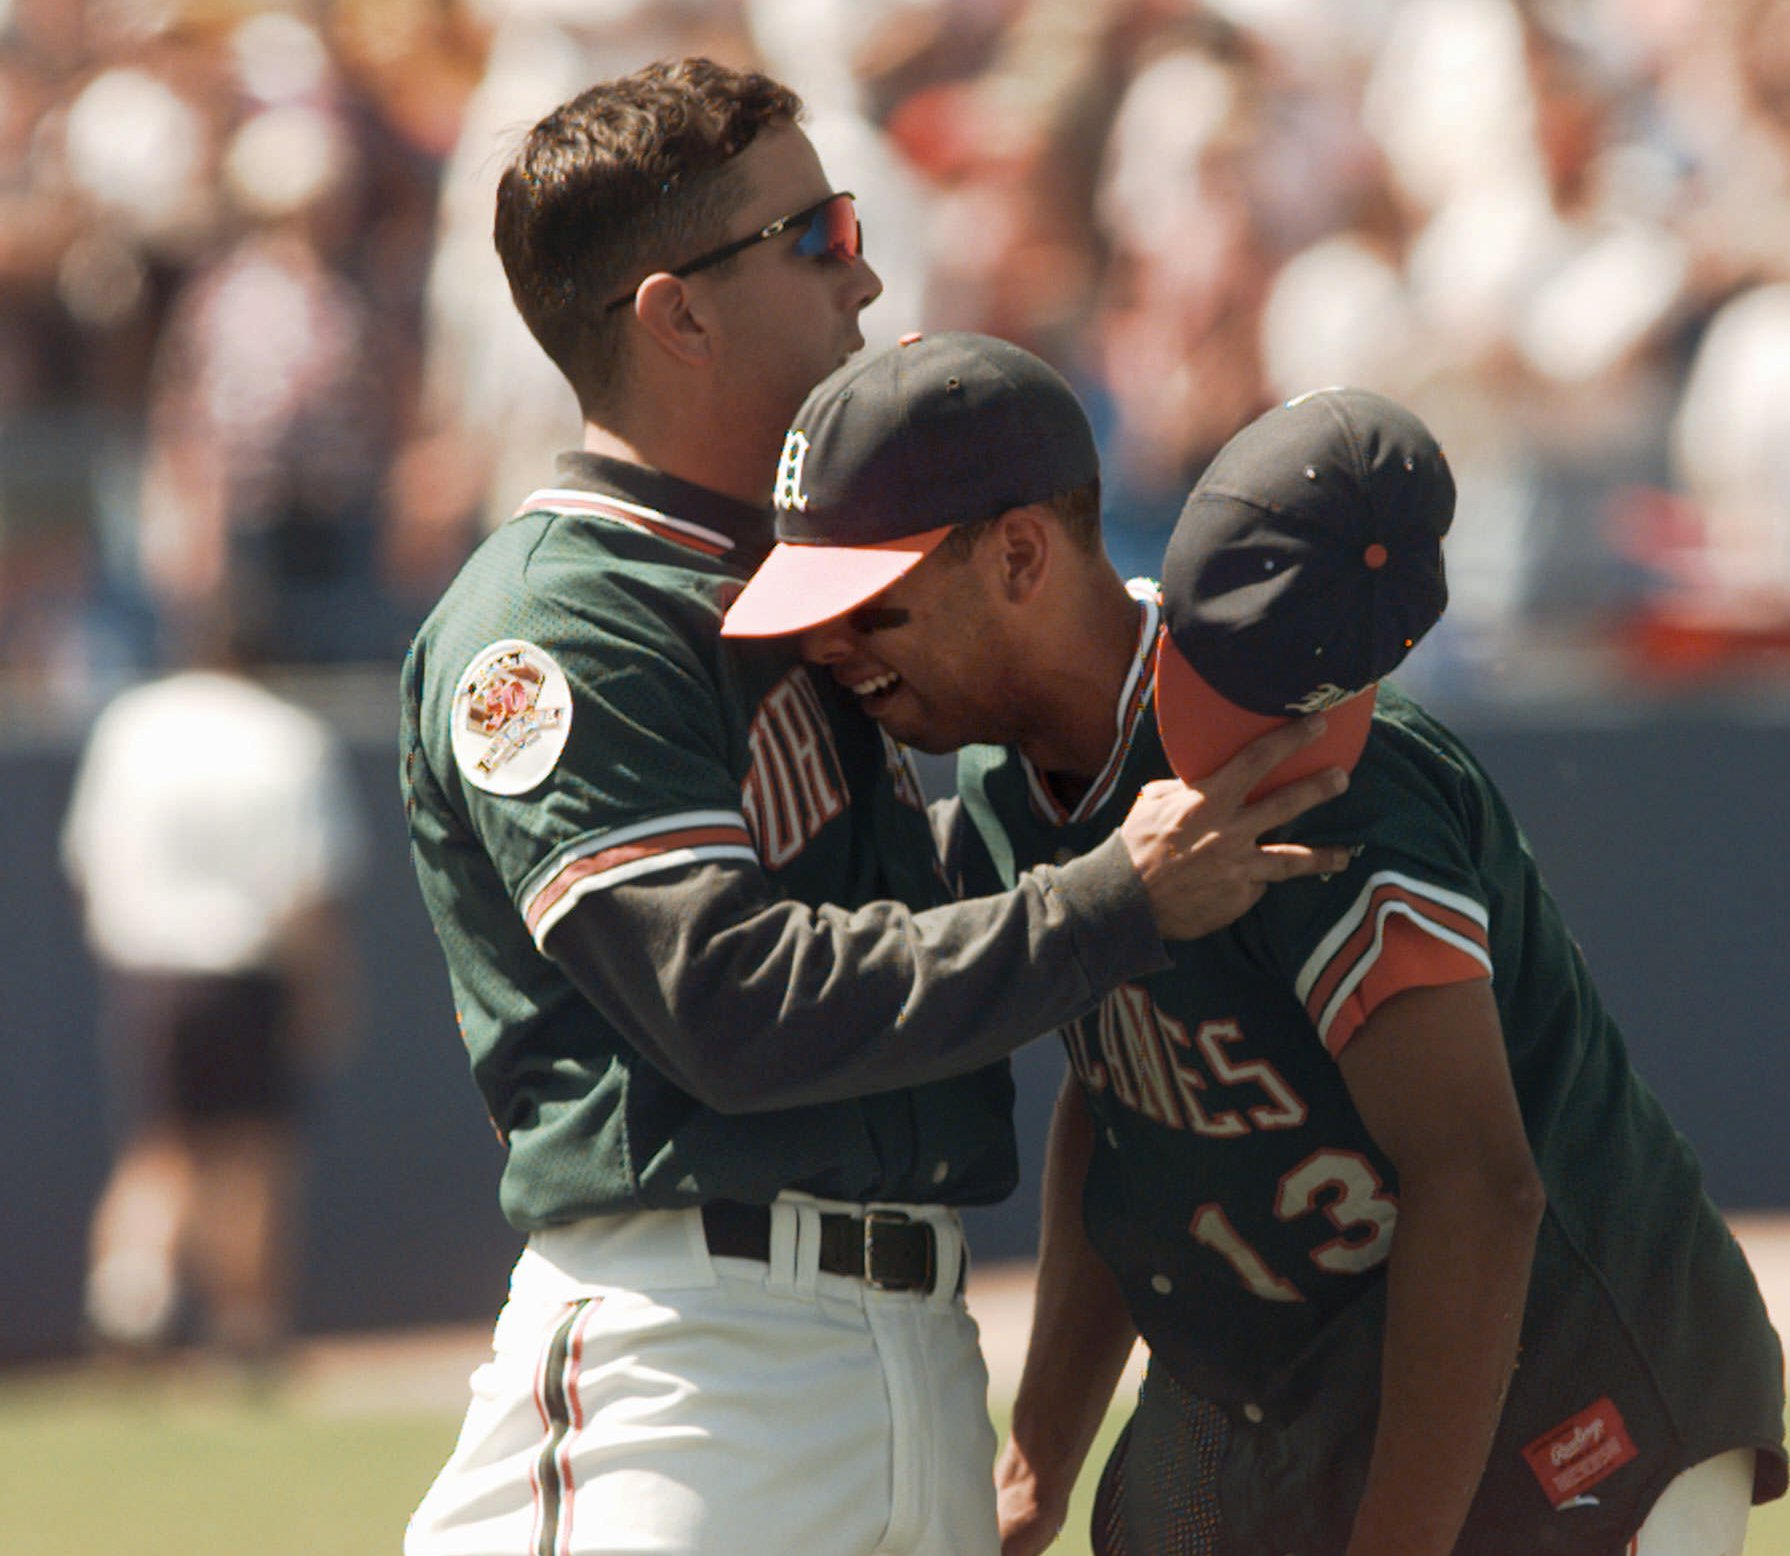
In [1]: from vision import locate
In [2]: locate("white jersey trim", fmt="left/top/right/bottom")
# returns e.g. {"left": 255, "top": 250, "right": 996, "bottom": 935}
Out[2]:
{"left": 529, "top": 844, "right": 759, "bottom": 950}
{"left": 1309, "top": 897, "right": 1495, "bottom": 1043}
{"left": 520, "top": 810, "right": 749, "bottom": 899}
{"left": 1295, "top": 869, "right": 1490, "bottom": 1004}
{"left": 1022, "top": 583, "right": 1161, "bottom": 825}
{"left": 517, "top": 488, "right": 734, "bottom": 554}
{"left": 521, "top": 809, "right": 756, "bottom": 948}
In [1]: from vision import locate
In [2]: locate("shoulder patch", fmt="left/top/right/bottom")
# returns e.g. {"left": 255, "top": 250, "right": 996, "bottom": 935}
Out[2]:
{"left": 451, "top": 639, "right": 573, "bottom": 795}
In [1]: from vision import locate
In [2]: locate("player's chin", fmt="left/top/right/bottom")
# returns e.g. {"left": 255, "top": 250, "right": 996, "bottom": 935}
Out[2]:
{"left": 870, "top": 711, "right": 956, "bottom": 755}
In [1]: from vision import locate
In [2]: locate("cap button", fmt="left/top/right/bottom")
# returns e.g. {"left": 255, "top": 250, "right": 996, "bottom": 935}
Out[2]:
{"left": 1363, "top": 542, "right": 1389, "bottom": 570}
{"left": 898, "top": 331, "right": 924, "bottom": 346}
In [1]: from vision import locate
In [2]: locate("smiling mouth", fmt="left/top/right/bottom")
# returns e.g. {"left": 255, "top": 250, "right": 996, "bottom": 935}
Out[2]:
{"left": 849, "top": 670, "right": 900, "bottom": 700}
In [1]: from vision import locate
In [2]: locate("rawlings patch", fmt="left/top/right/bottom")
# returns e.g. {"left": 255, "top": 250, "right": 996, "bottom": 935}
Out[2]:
{"left": 1521, "top": 1397, "right": 1638, "bottom": 1509}
{"left": 451, "top": 639, "right": 573, "bottom": 795}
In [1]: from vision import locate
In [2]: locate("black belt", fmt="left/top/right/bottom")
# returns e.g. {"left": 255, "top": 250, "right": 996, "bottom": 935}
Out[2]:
{"left": 701, "top": 1200, "right": 955, "bottom": 1296}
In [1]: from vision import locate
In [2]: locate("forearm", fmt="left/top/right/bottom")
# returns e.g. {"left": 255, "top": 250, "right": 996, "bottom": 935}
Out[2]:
{"left": 1345, "top": 1172, "right": 1543, "bottom": 1556}
{"left": 999, "top": 1081, "right": 1138, "bottom": 1539}
{"left": 547, "top": 837, "right": 1167, "bottom": 1113}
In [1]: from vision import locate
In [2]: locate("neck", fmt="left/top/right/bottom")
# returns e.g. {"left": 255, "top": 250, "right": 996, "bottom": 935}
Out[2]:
{"left": 584, "top": 366, "right": 789, "bottom": 505}
{"left": 1014, "top": 567, "right": 1145, "bottom": 783}
{"left": 582, "top": 415, "right": 781, "bottom": 507}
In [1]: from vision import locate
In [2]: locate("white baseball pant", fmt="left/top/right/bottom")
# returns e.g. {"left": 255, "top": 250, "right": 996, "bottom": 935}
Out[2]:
{"left": 1627, "top": 1446, "right": 1757, "bottom": 1556}
{"left": 403, "top": 1193, "right": 999, "bottom": 1556}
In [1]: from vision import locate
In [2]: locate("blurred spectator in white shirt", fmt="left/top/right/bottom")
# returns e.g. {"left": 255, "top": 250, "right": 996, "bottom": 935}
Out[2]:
{"left": 62, "top": 600, "right": 366, "bottom": 1372}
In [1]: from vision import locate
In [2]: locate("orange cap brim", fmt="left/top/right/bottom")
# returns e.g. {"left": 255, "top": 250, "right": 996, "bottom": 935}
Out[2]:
{"left": 1154, "top": 632, "right": 1376, "bottom": 801}
{"left": 720, "top": 526, "right": 957, "bottom": 638}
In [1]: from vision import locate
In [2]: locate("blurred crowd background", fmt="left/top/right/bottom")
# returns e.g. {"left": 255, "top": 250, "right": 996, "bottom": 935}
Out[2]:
{"left": 6, "top": 0, "right": 1790, "bottom": 714}
{"left": 8, "top": 0, "right": 1790, "bottom": 1381}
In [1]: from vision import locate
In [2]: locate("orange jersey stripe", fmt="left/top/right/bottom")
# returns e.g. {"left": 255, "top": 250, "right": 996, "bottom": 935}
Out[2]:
{"left": 1319, "top": 913, "right": 1493, "bottom": 1054}
{"left": 1304, "top": 880, "right": 1489, "bottom": 1030}
{"left": 524, "top": 825, "right": 753, "bottom": 935}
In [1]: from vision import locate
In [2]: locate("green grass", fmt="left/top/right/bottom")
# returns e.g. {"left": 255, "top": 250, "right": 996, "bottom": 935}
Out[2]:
{"left": 0, "top": 1366, "right": 1783, "bottom": 1556}
{"left": 1751, "top": 1490, "right": 1790, "bottom": 1556}
{"left": 0, "top": 1370, "right": 456, "bottom": 1556}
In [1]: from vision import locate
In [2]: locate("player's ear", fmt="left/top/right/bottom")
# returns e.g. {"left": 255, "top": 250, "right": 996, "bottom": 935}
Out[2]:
{"left": 989, "top": 506, "right": 1050, "bottom": 605}
{"left": 632, "top": 273, "right": 714, "bottom": 366}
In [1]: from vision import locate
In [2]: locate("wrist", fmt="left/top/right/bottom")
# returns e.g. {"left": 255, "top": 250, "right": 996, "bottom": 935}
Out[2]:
{"left": 1052, "top": 832, "right": 1170, "bottom": 976}
{"left": 996, "top": 1441, "right": 1072, "bottom": 1522}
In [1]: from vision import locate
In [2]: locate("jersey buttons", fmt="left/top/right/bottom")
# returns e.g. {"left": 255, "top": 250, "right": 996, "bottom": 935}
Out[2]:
{"left": 1150, "top": 1274, "right": 1173, "bottom": 1295}
{"left": 1242, "top": 1403, "right": 1265, "bottom": 1424}
{"left": 931, "top": 1160, "right": 951, "bottom": 1184}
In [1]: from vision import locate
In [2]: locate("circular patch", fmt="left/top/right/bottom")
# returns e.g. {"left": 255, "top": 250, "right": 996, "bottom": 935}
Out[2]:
{"left": 450, "top": 639, "right": 574, "bottom": 795}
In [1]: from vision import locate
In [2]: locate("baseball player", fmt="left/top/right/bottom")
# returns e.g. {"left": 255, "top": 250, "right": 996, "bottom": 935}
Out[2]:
{"left": 722, "top": 336, "right": 1788, "bottom": 1555}
{"left": 399, "top": 64, "right": 1349, "bottom": 1556}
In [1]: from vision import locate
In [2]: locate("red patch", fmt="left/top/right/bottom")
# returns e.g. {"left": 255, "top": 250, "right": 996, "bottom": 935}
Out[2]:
{"left": 1521, "top": 1397, "right": 1639, "bottom": 1507}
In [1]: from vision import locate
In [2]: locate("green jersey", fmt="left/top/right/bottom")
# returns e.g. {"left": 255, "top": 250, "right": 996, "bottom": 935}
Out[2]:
{"left": 400, "top": 455, "right": 1162, "bottom": 1232}
{"left": 956, "top": 589, "right": 1786, "bottom": 1553}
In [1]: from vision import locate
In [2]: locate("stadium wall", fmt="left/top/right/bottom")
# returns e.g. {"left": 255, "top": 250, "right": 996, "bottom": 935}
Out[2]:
{"left": 4, "top": 696, "right": 1787, "bottom": 1361}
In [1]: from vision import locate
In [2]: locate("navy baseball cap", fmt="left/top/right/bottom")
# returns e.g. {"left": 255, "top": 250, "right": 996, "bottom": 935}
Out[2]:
{"left": 1156, "top": 388, "right": 1454, "bottom": 791}
{"left": 720, "top": 331, "right": 1100, "bottom": 637}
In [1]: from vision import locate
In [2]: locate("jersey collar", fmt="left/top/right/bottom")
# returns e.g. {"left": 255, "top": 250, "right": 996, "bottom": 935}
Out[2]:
{"left": 1023, "top": 579, "right": 1162, "bottom": 826}
{"left": 519, "top": 452, "right": 776, "bottom": 566}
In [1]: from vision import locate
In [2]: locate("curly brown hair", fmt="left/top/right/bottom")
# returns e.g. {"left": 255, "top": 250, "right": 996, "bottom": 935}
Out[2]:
{"left": 494, "top": 58, "right": 803, "bottom": 417}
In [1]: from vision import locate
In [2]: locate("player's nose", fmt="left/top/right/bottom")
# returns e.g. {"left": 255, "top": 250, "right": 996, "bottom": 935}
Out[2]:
{"left": 847, "top": 251, "right": 883, "bottom": 311}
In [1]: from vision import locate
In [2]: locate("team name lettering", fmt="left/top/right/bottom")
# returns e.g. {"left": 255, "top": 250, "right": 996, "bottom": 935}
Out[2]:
{"left": 1065, "top": 990, "right": 1308, "bottom": 1136}
{"left": 741, "top": 670, "right": 847, "bottom": 868}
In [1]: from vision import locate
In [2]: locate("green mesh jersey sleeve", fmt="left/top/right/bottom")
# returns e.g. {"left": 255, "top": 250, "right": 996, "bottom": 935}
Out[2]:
{"left": 422, "top": 531, "right": 763, "bottom": 950}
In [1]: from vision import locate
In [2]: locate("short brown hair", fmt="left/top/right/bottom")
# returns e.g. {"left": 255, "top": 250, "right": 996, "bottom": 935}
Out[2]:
{"left": 937, "top": 481, "right": 1104, "bottom": 563}
{"left": 494, "top": 58, "right": 803, "bottom": 417}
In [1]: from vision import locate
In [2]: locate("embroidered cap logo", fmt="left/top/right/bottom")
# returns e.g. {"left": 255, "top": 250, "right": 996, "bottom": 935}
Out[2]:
{"left": 774, "top": 429, "right": 811, "bottom": 513}
{"left": 1286, "top": 683, "right": 1359, "bottom": 715}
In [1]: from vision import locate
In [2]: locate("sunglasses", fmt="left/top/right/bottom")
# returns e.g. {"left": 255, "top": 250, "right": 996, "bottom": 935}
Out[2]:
{"left": 603, "top": 191, "right": 862, "bottom": 313}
